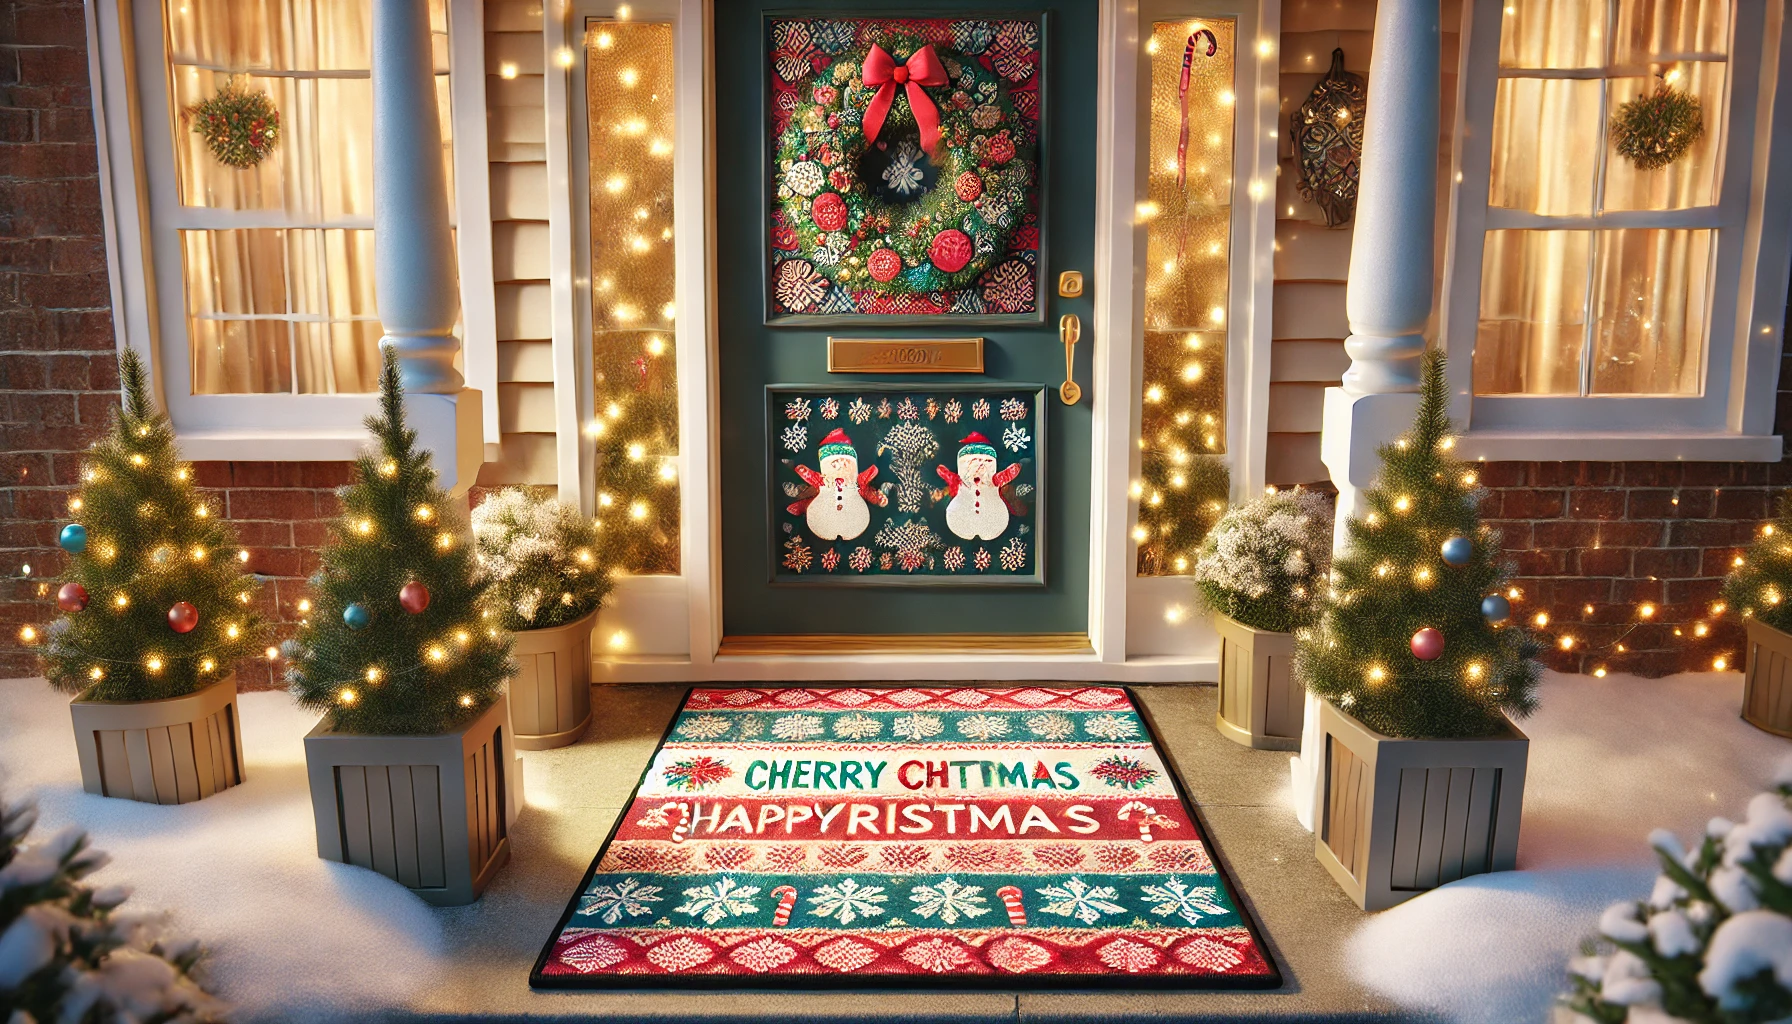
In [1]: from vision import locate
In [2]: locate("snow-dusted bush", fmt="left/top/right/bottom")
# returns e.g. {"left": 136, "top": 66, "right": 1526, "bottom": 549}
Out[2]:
{"left": 1561, "top": 756, "right": 1792, "bottom": 1024}
{"left": 0, "top": 793, "right": 224, "bottom": 1023}
{"left": 471, "top": 487, "right": 611, "bottom": 631}
{"left": 1193, "top": 487, "right": 1333, "bottom": 633}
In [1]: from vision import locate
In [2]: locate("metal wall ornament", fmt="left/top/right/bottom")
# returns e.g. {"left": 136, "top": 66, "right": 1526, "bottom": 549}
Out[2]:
{"left": 1293, "top": 48, "right": 1365, "bottom": 229}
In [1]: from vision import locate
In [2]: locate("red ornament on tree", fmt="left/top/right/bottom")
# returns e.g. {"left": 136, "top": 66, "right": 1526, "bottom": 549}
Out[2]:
{"left": 399, "top": 580, "right": 431, "bottom": 615}
{"left": 1410, "top": 627, "right": 1445, "bottom": 661}
{"left": 811, "top": 191, "right": 848, "bottom": 232}
{"left": 928, "top": 229, "right": 973, "bottom": 273}
{"left": 57, "top": 582, "right": 88, "bottom": 612}
{"left": 167, "top": 601, "right": 199, "bottom": 634}
{"left": 867, "top": 247, "right": 903, "bottom": 283}
{"left": 954, "top": 171, "right": 983, "bottom": 202}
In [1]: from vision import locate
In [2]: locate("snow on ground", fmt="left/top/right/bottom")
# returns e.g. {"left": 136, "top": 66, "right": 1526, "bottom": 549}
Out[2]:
{"left": 1345, "top": 671, "right": 1791, "bottom": 1023}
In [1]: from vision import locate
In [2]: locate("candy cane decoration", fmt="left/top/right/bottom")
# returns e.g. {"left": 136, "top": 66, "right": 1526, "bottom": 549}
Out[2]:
{"left": 770, "top": 885, "right": 799, "bottom": 927}
{"left": 1118, "top": 800, "right": 1160, "bottom": 843}
{"left": 1176, "top": 27, "right": 1221, "bottom": 188}
{"left": 995, "top": 885, "right": 1027, "bottom": 927}
{"left": 668, "top": 801, "right": 692, "bottom": 844}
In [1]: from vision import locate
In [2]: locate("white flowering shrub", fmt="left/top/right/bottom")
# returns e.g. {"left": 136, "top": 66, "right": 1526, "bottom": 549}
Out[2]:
{"left": 471, "top": 488, "right": 611, "bottom": 631}
{"left": 0, "top": 794, "right": 225, "bottom": 1023}
{"left": 1561, "top": 756, "right": 1792, "bottom": 1024}
{"left": 1192, "top": 488, "right": 1333, "bottom": 633}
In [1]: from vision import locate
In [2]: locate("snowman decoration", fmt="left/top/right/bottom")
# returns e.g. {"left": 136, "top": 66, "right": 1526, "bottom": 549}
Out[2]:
{"left": 937, "top": 432, "right": 1022, "bottom": 541}
{"left": 790, "top": 428, "right": 886, "bottom": 541}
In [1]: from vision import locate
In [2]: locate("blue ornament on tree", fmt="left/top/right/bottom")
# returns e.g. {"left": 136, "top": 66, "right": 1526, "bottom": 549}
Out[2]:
{"left": 343, "top": 602, "right": 371, "bottom": 630}
{"left": 1481, "top": 593, "right": 1511, "bottom": 623}
{"left": 58, "top": 523, "right": 87, "bottom": 554}
{"left": 1440, "top": 535, "right": 1472, "bottom": 566}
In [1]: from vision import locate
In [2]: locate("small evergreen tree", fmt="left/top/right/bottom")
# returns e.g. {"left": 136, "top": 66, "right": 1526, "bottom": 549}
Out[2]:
{"left": 284, "top": 348, "right": 512, "bottom": 736}
{"left": 470, "top": 488, "right": 611, "bottom": 632}
{"left": 1295, "top": 352, "right": 1541, "bottom": 738}
{"left": 0, "top": 792, "right": 226, "bottom": 1022}
{"left": 38, "top": 350, "right": 264, "bottom": 701}
{"left": 1721, "top": 494, "right": 1792, "bottom": 632}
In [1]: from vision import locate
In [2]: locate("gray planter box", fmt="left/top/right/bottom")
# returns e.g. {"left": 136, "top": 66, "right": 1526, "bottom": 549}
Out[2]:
{"left": 304, "top": 693, "right": 521, "bottom": 906}
{"left": 69, "top": 674, "right": 244, "bottom": 804}
{"left": 1213, "top": 611, "right": 1303, "bottom": 750}
{"left": 509, "top": 608, "right": 596, "bottom": 750}
{"left": 1742, "top": 618, "right": 1792, "bottom": 738}
{"left": 1315, "top": 697, "right": 1528, "bottom": 911}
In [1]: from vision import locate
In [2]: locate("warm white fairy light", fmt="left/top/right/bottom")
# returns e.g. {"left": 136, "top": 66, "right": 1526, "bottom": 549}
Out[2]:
{"left": 113, "top": 593, "right": 129, "bottom": 609}
{"left": 17, "top": 625, "right": 36, "bottom": 643}
{"left": 89, "top": 666, "right": 105, "bottom": 680}
{"left": 365, "top": 666, "right": 383, "bottom": 683}
{"left": 145, "top": 656, "right": 163, "bottom": 673}
{"left": 199, "top": 658, "right": 215, "bottom": 673}
{"left": 338, "top": 688, "right": 358, "bottom": 705}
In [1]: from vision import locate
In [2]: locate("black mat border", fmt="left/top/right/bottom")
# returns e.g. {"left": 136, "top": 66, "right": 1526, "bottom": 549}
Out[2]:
{"left": 529, "top": 685, "right": 1285, "bottom": 991}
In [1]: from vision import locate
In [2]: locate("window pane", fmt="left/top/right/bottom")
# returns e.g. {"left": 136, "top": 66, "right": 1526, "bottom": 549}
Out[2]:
{"left": 1137, "top": 16, "right": 1235, "bottom": 578}
{"left": 190, "top": 318, "right": 293, "bottom": 394}
{"left": 1475, "top": 230, "right": 1590, "bottom": 395}
{"left": 1499, "top": 0, "right": 1607, "bottom": 69}
{"left": 1612, "top": 0, "right": 1729, "bottom": 64}
{"left": 295, "top": 321, "right": 382, "bottom": 394}
{"left": 1589, "top": 228, "right": 1710, "bottom": 395}
{"left": 1488, "top": 78, "right": 1601, "bottom": 215}
{"left": 182, "top": 229, "right": 288, "bottom": 315}
{"left": 1601, "top": 63, "right": 1725, "bottom": 211}
{"left": 167, "top": 0, "right": 371, "bottom": 72}
{"left": 588, "top": 21, "right": 680, "bottom": 575}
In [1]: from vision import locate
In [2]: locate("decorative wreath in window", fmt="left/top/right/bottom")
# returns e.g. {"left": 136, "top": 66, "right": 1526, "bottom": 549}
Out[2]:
{"left": 187, "top": 77, "right": 281, "bottom": 170}
{"left": 770, "top": 31, "right": 1038, "bottom": 304}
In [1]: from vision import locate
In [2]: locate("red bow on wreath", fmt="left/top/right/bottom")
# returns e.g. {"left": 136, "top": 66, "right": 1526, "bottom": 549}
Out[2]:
{"left": 861, "top": 43, "right": 950, "bottom": 158}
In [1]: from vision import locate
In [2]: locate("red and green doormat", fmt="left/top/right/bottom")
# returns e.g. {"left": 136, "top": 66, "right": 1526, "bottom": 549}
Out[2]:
{"left": 532, "top": 686, "right": 1278, "bottom": 986}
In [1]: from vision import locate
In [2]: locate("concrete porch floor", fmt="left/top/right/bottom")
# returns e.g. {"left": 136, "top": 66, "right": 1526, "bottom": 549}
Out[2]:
{"left": 3, "top": 673, "right": 1786, "bottom": 1022}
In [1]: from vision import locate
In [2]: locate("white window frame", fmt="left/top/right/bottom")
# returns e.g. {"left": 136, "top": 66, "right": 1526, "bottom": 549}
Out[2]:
{"left": 1439, "top": 0, "right": 1791, "bottom": 463}
{"left": 83, "top": 0, "right": 499, "bottom": 461}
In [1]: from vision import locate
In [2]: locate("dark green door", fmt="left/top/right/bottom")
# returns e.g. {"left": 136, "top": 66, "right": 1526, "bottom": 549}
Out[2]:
{"left": 717, "top": 1, "right": 1097, "bottom": 639}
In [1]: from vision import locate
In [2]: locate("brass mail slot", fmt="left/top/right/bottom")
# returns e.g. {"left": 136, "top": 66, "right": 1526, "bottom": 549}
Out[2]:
{"left": 827, "top": 337, "right": 984, "bottom": 374}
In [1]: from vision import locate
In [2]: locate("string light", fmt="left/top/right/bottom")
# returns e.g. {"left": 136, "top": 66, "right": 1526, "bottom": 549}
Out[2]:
{"left": 225, "top": 624, "right": 240, "bottom": 639}
{"left": 459, "top": 694, "right": 475, "bottom": 708}
{"left": 356, "top": 519, "right": 374, "bottom": 536}
{"left": 414, "top": 505, "right": 435, "bottom": 522}
{"left": 130, "top": 454, "right": 146, "bottom": 467}
{"left": 338, "top": 688, "right": 358, "bottom": 705}
{"left": 1713, "top": 656, "right": 1729, "bottom": 671}
{"left": 145, "top": 656, "right": 163, "bottom": 673}
{"left": 297, "top": 599, "right": 312, "bottom": 614}
{"left": 17, "top": 625, "right": 36, "bottom": 643}
{"left": 237, "top": 549, "right": 250, "bottom": 563}
{"left": 1593, "top": 667, "right": 1607, "bottom": 678}
{"left": 113, "top": 593, "right": 129, "bottom": 609}
{"left": 437, "top": 531, "right": 454, "bottom": 550}
{"left": 365, "top": 666, "right": 383, "bottom": 683}
{"left": 379, "top": 460, "right": 398, "bottom": 477}
{"left": 426, "top": 645, "right": 447, "bottom": 663}
{"left": 199, "top": 658, "right": 215, "bottom": 673}
{"left": 89, "top": 666, "right": 105, "bottom": 680}
{"left": 264, "top": 646, "right": 279, "bottom": 660}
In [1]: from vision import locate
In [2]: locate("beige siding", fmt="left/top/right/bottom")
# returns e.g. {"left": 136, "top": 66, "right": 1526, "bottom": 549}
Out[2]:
{"left": 478, "top": 0, "right": 556, "bottom": 491}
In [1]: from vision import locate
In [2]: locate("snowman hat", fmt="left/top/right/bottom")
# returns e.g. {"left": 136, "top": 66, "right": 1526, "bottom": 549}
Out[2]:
{"left": 818, "top": 428, "right": 856, "bottom": 460}
{"left": 958, "top": 432, "right": 997, "bottom": 459}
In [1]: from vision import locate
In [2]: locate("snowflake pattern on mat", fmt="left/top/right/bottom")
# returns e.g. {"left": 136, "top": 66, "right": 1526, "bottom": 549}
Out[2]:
{"left": 645, "top": 935, "right": 714, "bottom": 971}
{"left": 891, "top": 712, "right": 944, "bottom": 741}
{"left": 955, "top": 713, "right": 1012, "bottom": 741}
{"left": 731, "top": 937, "right": 799, "bottom": 973}
{"left": 999, "top": 397, "right": 1028, "bottom": 420}
{"left": 1089, "top": 754, "right": 1159, "bottom": 791}
{"left": 779, "top": 423, "right": 809, "bottom": 453}
{"left": 847, "top": 398, "right": 872, "bottom": 424}
{"left": 809, "top": 878, "right": 889, "bottom": 925}
{"left": 974, "top": 547, "right": 992, "bottom": 571}
{"left": 771, "top": 713, "right": 825, "bottom": 741}
{"left": 1097, "top": 937, "right": 1161, "bottom": 973}
{"left": 971, "top": 398, "right": 991, "bottom": 420}
{"left": 831, "top": 712, "right": 883, "bottom": 739}
{"left": 676, "top": 714, "right": 731, "bottom": 741}
{"left": 848, "top": 546, "right": 874, "bottom": 572}
{"left": 819, "top": 396, "right": 840, "bottom": 420}
{"left": 1083, "top": 713, "right": 1140, "bottom": 741}
{"left": 908, "top": 877, "right": 991, "bottom": 924}
{"left": 901, "top": 938, "right": 974, "bottom": 973}
{"left": 1024, "top": 712, "right": 1075, "bottom": 740}
{"left": 734, "top": 716, "right": 765, "bottom": 740}
{"left": 1035, "top": 876, "right": 1127, "bottom": 925}
{"left": 1176, "top": 937, "right": 1246, "bottom": 971}
{"left": 675, "top": 875, "right": 762, "bottom": 924}
{"left": 663, "top": 755, "right": 733, "bottom": 791}
{"left": 579, "top": 877, "right": 664, "bottom": 925}
{"left": 784, "top": 396, "right": 812, "bottom": 421}
{"left": 1002, "top": 423, "right": 1030, "bottom": 453}
{"left": 1139, "top": 876, "right": 1228, "bottom": 926}
{"left": 943, "top": 399, "right": 963, "bottom": 423}
{"left": 998, "top": 537, "right": 1028, "bottom": 571}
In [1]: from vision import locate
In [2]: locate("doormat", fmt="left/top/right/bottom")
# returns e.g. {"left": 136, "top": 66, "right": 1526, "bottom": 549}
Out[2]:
{"left": 531, "top": 687, "right": 1279, "bottom": 987}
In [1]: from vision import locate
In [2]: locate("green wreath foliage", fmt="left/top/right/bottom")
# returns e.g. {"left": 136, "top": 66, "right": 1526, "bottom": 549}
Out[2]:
{"left": 189, "top": 77, "right": 281, "bottom": 169}
{"left": 773, "top": 35, "right": 1036, "bottom": 297}
{"left": 1610, "top": 80, "right": 1704, "bottom": 172}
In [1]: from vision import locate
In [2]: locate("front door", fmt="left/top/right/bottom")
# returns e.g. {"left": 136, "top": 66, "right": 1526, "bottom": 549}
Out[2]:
{"left": 716, "top": 0, "right": 1098, "bottom": 643}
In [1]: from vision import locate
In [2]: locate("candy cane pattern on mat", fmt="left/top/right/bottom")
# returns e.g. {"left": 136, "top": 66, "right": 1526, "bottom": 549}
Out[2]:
{"left": 1119, "top": 800, "right": 1159, "bottom": 843}
{"left": 995, "top": 885, "right": 1027, "bottom": 926}
{"left": 770, "top": 885, "right": 799, "bottom": 927}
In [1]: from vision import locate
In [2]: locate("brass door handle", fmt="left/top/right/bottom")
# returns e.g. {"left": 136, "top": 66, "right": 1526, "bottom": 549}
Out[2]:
{"left": 1059, "top": 313, "right": 1082, "bottom": 405}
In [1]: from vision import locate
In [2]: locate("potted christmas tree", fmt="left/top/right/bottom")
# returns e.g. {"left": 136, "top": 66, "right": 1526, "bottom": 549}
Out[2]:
{"left": 1195, "top": 487, "right": 1332, "bottom": 750}
{"left": 1295, "top": 352, "right": 1542, "bottom": 911}
{"left": 471, "top": 488, "right": 610, "bottom": 749}
{"left": 33, "top": 350, "right": 262, "bottom": 805}
{"left": 1722, "top": 498, "right": 1792, "bottom": 736}
{"left": 286, "top": 349, "right": 517, "bottom": 906}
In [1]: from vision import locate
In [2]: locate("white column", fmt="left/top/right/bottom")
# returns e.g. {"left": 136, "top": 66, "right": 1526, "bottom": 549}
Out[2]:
{"left": 1292, "top": 0, "right": 1441, "bottom": 831}
{"left": 371, "top": 0, "right": 482, "bottom": 494}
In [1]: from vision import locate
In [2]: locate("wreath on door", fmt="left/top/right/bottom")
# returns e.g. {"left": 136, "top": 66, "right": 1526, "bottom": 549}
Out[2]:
{"left": 770, "top": 30, "right": 1038, "bottom": 303}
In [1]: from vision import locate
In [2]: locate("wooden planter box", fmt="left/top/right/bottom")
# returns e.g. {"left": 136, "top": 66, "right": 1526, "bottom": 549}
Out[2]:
{"left": 509, "top": 608, "right": 597, "bottom": 750}
{"left": 1315, "top": 698, "right": 1528, "bottom": 911}
{"left": 1742, "top": 618, "right": 1792, "bottom": 737}
{"left": 69, "top": 674, "right": 244, "bottom": 804}
{"left": 304, "top": 693, "right": 521, "bottom": 906}
{"left": 1213, "top": 611, "right": 1303, "bottom": 750}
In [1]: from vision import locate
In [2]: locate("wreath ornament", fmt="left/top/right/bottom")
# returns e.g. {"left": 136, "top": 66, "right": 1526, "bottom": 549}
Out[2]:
{"left": 187, "top": 77, "right": 281, "bottom": 170}
{"left": 771, "top": 30, "right": 1039, "bottom": 314}
{"left": 1609, "top": 71, "right": 1705, "bottom": 172}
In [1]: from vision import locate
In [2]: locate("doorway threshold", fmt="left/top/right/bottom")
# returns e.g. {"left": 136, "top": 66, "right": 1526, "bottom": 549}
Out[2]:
{"left": 716, "top": 633, "right": 1094, "bottom": 656}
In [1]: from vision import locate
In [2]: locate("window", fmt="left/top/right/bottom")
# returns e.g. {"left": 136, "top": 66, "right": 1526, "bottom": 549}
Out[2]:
{"left": 160, "top": 0, "right": 454, "bottom": 397}
{"left": 1442, "top": 0, "right": 1787, "bottom": 456}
